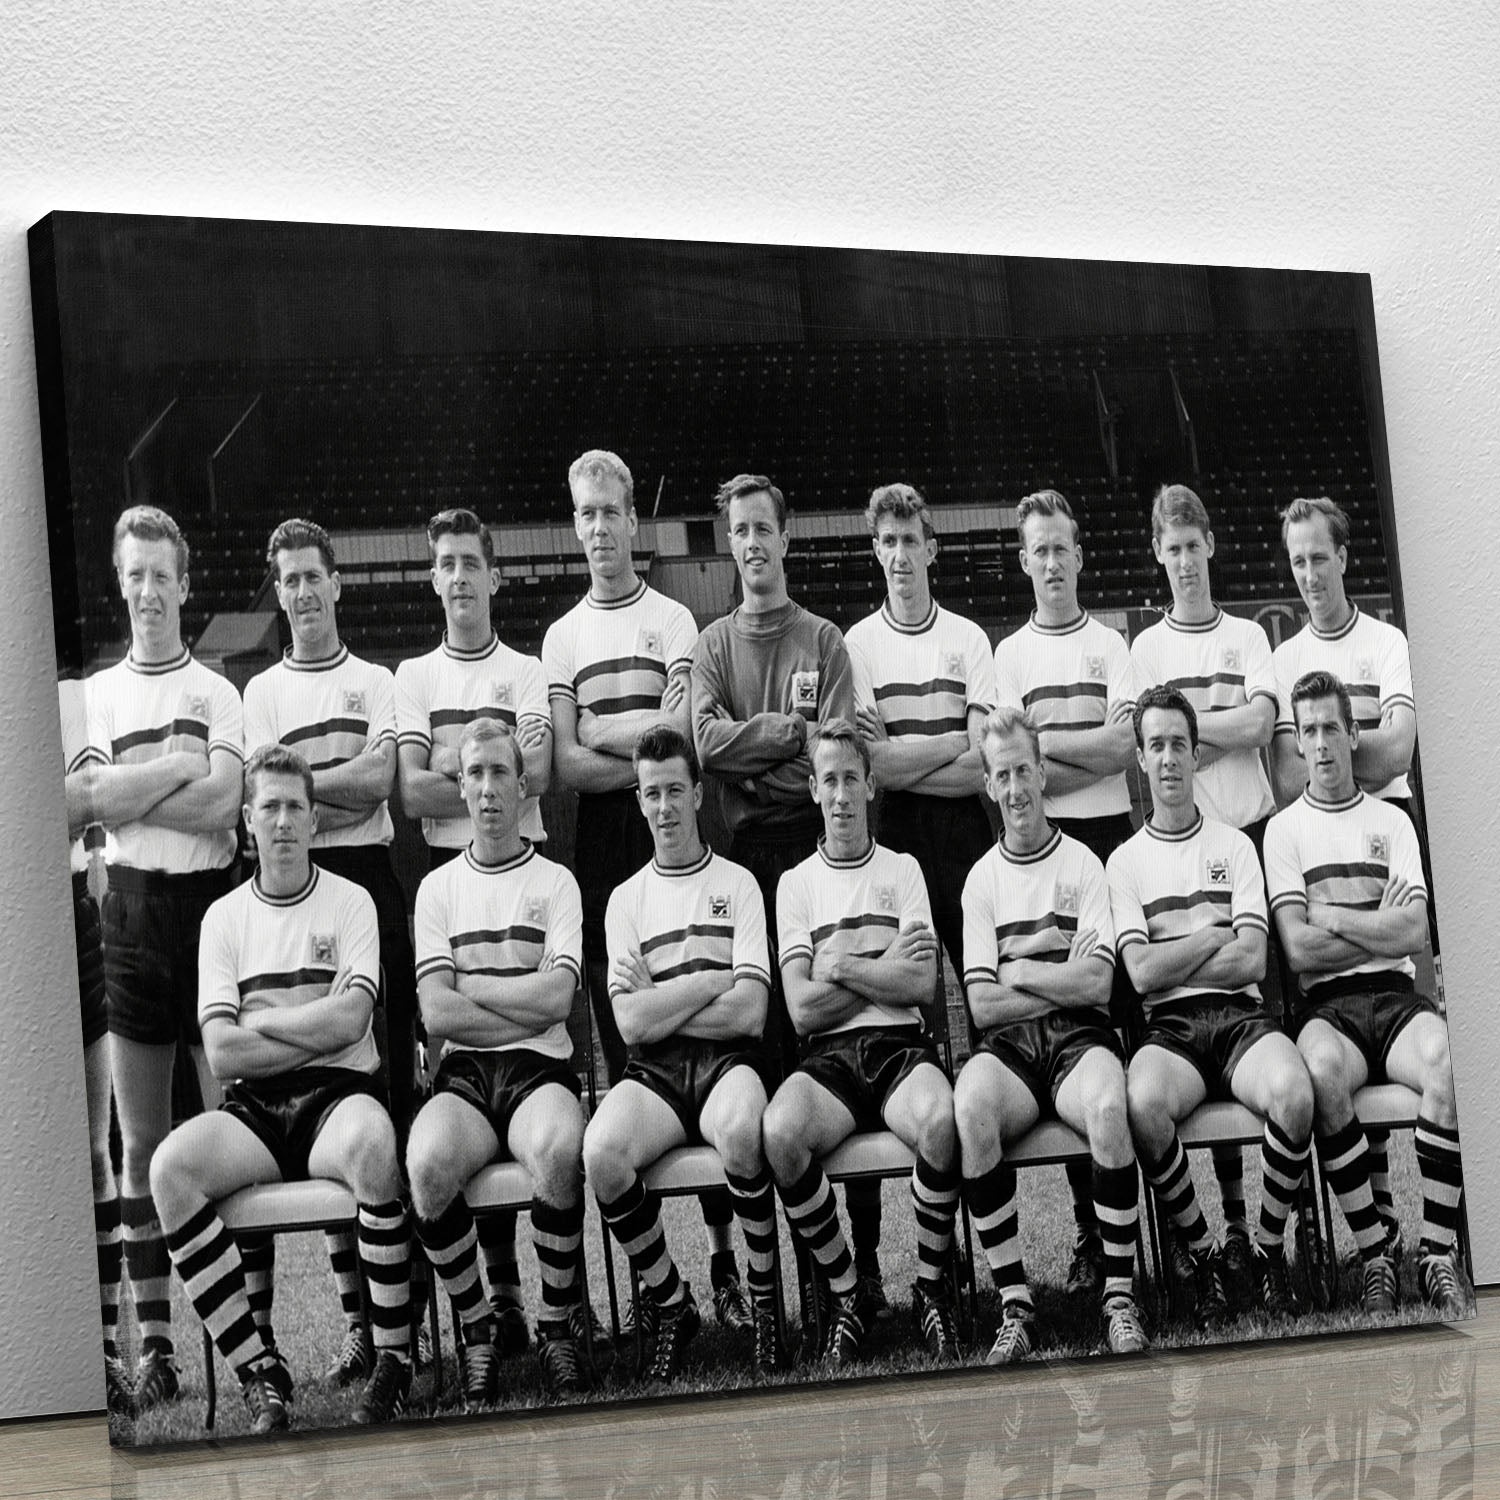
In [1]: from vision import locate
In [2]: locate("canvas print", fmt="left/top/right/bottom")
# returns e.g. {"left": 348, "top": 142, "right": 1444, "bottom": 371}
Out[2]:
{"left": 28, "top": 214, "right": 1474, "bottom": 1448}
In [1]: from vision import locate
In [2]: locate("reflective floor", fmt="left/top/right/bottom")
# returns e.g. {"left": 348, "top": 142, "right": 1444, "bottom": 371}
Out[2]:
{"left": 8, "top": 1290, "right": 1493, "bottom": 1499}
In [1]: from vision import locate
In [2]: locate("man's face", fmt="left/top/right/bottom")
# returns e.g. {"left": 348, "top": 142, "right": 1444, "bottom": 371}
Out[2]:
{"left": 983, "top": 729, "right": 1048, "bottom": 845}
{"left": 1136, "top": 706, "right": 1198, "bottom": 814}
{"left": 117, "top": 534, "right": 187, "bottom": 651}
{"left": 431, "top": 532, "right": 498, "bottom": 631}
{"left": 1153, "top": 523, "right": 1214, "bottom": 613}
{"left": 274, "top": 546, "right": 340, "bottom": 650}
{"left": 460, "top": 734, "right": 527, "bottom": 839}
{"left": 1019, "top": 512, "right": 1082, "bottom": 615}
{"left": 1293, "top": 694, "right": 1358, "bottom": 799}
{"left": 246, "top": 770, "right": 316, "bottom": 874}
{"left": 636, "top": 755, "right": 703, "bottom": 862}
{"left": 872, "top": 513, "right": 936, "bottom": 607}
{"left": 1285, "top": 514, "right": 1347, "bottom": 621}
{"left": 809, "top": 738, "right": 874, "bottom": 844}
{"left": 727, "top": 491, "right": 789, "bottom": 598}
{"left": 572, "top": 474, "right": 637, "bottom": 583}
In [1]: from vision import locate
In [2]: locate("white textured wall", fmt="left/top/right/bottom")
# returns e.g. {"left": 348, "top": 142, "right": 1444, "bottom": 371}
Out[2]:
{"left": 2, "top": 4, "right": 1497, "bottom": 1420}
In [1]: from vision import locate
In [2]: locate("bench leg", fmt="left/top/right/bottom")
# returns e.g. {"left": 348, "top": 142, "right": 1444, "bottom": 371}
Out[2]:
{"left": 202, "top": 1325, "right": 217, "bottom": 1430}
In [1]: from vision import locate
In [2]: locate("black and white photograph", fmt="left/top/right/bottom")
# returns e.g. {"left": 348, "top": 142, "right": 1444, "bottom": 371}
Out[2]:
{"left": 27, "top": 212, "right": 1475, "bottom": 1452}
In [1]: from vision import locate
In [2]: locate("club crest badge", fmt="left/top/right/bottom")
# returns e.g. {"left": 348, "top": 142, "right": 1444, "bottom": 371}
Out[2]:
{"left": 1222, "top": 648, "right": 1242, "bottom": 673}
{"left": 874, "top": 884, "right": 898, "bottom": 914}
{"left": 182, "top": 694, "right": 210, "bottom": 722}
{"left": 521, "top": 896, "right": 550, "bottom": 926}
{"left": 1054, "top": 881, "right": 1080, "bottom": 916}
{"left": 709, "top": 894, "right": 731, "bottom": 919}
{"left": 942, "top": 651, "right": 965, "bottom": 678}
{"left": 1366, "top": 833, "right": 1390, "bottom": 864}
{"left": 1356, "top": 660, "right": 1375, "bottom": 685}
{"left": 492, "top": 680, "right": 515, "bottom": 709}
{"left": 1206, "top": 857, "right": 1231, "bottom": 887}
{"left": 791, "top": 670, "right": 820, "bottom": 713}
{"left": 639, "top": 628, "right": 663, "bottom": 659}
{"left": 1084, "top": 655, "right": 1106, "bottom": 681}
{"left": 310, "top": 933, "right": 338, "bottom": 966}
{"left": 342, "top": 689, "right": 367, "bottom": 716}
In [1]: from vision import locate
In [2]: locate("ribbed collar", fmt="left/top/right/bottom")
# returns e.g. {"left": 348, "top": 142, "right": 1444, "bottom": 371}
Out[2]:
{"left": 998, "top": 825, "right": 1062, "bottom": 866}
{"left": 464, "top": 840, "right": 535, "bottom": 873}
{"left": 282, "top": 643, "right": 349, "bottom": 673}
{"left": 252, "top": 864, "right": 318, "bottom": 907}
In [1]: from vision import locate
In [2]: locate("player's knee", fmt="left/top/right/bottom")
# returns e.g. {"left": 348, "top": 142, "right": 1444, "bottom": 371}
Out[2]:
{"left": 534, "top": 1130, "right": 584, "bottom": 1203}
{"left": 345, "top": 1118, "right": 401, "bottom": 1202}
{"left": 1300, "top": 1044, "right": 1345, "bottom": 1110}
{"left": 1083, "top": 1085, "right": 1130, "bottom": 1153}
{"left": 713, "top": 1104, "right": 766, "bottom": 1178}
{"left": 952, "top": 1083, "right": 999, "bottom": 1159}
{"left": 1418, "top": 1027, "right": 1454, "bottom": 1100}
{"left": 581, "top": 1123, "right": 630, "bottom": 1201}
{"left": 760, "top": 1095, "right": 804, "bottom": 1178}
{"left": 147, "top": 1135, "right": 190, "bottom": 1216}
{"left": 1269, "top": 1064, "right": 1315, "bottom": 1140}
{"left": 909, "top": 1088, "right": 956, "bottom": 1162}
{"left": 406, "top": 1142, "right": 459, "bottom": 1222}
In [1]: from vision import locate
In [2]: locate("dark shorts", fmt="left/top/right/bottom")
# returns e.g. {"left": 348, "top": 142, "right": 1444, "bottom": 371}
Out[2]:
{"left": 1293, "top": 973, "right": 1439, "bottom": 1081}
{"left": 798, "top": 1026, "right": 945, "bottom": 1132}
{"left": 222, "top": 1066, "right": 384, "bottom": 1181}
{"left": 73, "top": 871, "right": 108, "bottom": 1049}
{"left": 434, "top": 1046, "right": 582, "bottom": 1145}
{"left": 576, "top": 789, "right": 656, "bottom": 963}
{"left": 1138, "top": 992, "right": 1280, "bottom": 1097}
{"left": 622, "top": 1036, "right": 770, "bottom": 1139}
{"left": 101, "top": 864, "right": 237, "bottom": 1046}
{"left": 974, "top": 1008, "right": 1122, "bottom": 1116}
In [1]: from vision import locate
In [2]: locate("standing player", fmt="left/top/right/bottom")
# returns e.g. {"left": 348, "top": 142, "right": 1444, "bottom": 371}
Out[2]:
{"left": 582, "top": 725, "right": 782, "bottom": 1380}
{"left": 954, "top": 706, "right": 1147, "bottom": 1365}
{"left": 59, "top": 675, "right": 131, "bottom": 1416}
{"left": 1265, "top": 670, "right": 1465, "bottom": 1319}
{"left": 544, "top": 450, "right": 749, "bottom": 1329}
{"left": 762, "top": 720, "right": 961, "bottom": 1367}
{"left": 843, "top": 481, "right": 994, "bottom": 1013}
{"left": 1130, "top": 484, "right": 1279, "bottom": 1293}
{"left": 395, "top": 507, "right": 552, "bottom": 1352}
{"left": 1110, "top": 686, "right": 1314, "bottom": 1324}
{"left": 148, "top": 745, "right": 413, "bottom": 1432}
{"left": 243, "top": 518, "right": 419, "bottom": 1386}
{"left": 406, "top": 719, "right": 593, "bottom": 1405}
{"left": 77, "top": 505, "right": 244, "bottom": 1412}
{"left": 993, "top": 489, "right": 1139, "bottom": 1299}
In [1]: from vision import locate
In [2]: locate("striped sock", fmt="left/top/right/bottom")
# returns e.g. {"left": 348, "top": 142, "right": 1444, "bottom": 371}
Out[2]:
{"left": 725, "top": 1166, "right": 778, "bottom": 1302}
{"left": 530, "top": 1196, "right": 584, "bottom": 1336}
{"left": 1316, "top": 1118, "right": 1387, "bottom": 1258}
{"left": 163, "top": 1203, "right": 269, "bottom": 1380}
{"left": 1367, "top": 1129, "right": 1394, "bottom": 1225}
{"left": 779, "top": 1162, "right": 857, "bottom": 1299}
{"left": 1213, "top": 1144, "right": 1248, "bottom": 1236}
{"left": 1093, "top": 1160, "right": 1139, "bottom": 1299}
{"left": 1414, "top": 1117, "right": 1464, "bottom": 1257}
{"left": 324, "top": 1227, "right": 364, "bottom": 1328}
{"left": 95, "top": 1193, "right": 123, "bottom": 1357}
{"left": 963, "top": 1164, "right": 1030, "bottom": 1308}
{"left": 598, "top": 1176, "right": 684, "bottom": 1308}
{"left": 358, "top": 1200, "right": 412, "bottom": 1357}
{"left": 910, "top": 1156, "right": 960, "bottom": 1292}
{"left": 1255, "top": 1119, "right": 1311, "bottom": 1251}
{"left": 1065, "top": 1157, "right": 1099, "bottom": 1238}
{"left": 478, "top": 1210, "right": 522, "bottom": 1311}
{"left": 122, "top": 1193, "right": 173, "bottom": 1357}
{"left": 1142, "top": 1137, "right": 1212, "bottom": 1252}
{"left": 415, "top": 1197, "right": 487, "bottom": 1334}
{"left": 238, "top": 1234, "right": 275, "bottom": 1334}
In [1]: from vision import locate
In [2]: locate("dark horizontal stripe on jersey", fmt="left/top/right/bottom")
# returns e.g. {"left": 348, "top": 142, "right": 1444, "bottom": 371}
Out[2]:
{"left": 585, "top": 692, "right": 666, "bottom": 717}
{"left": 308, "top": 756, "right": 362, "bottom": 773}
{"left": 1166, "top": 672, "right": 1247, "bottom": 693}
{"left": 283, "top": 717, "right": 369, "bottom": 747}
{"left": 450, "top": 924, "right": 546, "bottom": 948}
{"left": 461, "top": 964, "right": 541, "bottom": 978}
{"left": 993, "top": 913, "right": 1076, "bottom": 943}
{"left": 236, "top": 967, "right": 333, "bottom": 997}
{"left": 113, "top": 719, "right": 210, "bottom": 755}
{"left": 652, "top": 957, "right": 734, "bottom": 983}
{"left": 575, "top": 656, "right": 669, "bottom": 688}
{"left": 639, "top": 922, "right": 735, "bottom": 956}
{"left": 1322, "top": 897, "right": 1383, "bottom": 913}
{"left": 1019, "top": 948, "right": 1071, "bottom": 964}
{"left": 884, "top": 714, "right": 968, "bottom": 737}
{"left": 430, "top": 707, "right": 517, "bottom": 730}
{"left": 809, "top": 912, "right": 900, "bottom": 945}
{"left": 1022, "top": 681, "right": 1107, "bottom": 707}
{"left": 1140, "top": 890, "right": 1232, "bottom": 921}
{"left": 872, "top": 677, "right": 965, "bottom": 702}
{"left": 1342, "top": 683, "right": 1380, "bottom": 701}
{"left": 1303, "top": 860, "right": 1387, "bottom": 886}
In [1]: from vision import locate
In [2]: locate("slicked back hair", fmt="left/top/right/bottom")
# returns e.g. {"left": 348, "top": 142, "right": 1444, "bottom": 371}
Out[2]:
{"left": 809, "top": 716, "right": 871, "bottom": 778}
{"left": 569, "top": 449, "right": 635, "bottom": 510}
{"left": 457, "top": 715, "right": 525, "bottom": 778}
{"left": 634, "top": 722, "right": 700, "bottom": 784}
{"left": 1280, "top": 495, "right": 1350, "bottom": 551}
{"left": 865, "top": 482, "right": 935, "bottom": 542}
{"left": 113, "top": 505, "right": 189, "bottom": 578}
{"left": 1133, "top": 683, "right": 1199, "bottom": 751}
{"left": 267, "top": 517, "right": 336, "bottom": 573}
{"left": 978, "top": 705, "right": 1042, "bottom": 775}
{"left": 1290, "top": 668, "right": 1355, "bottom": 734}
{"left": 1015, "top": 488, "right": 1079, "bottom": 547}
{"left": 1151, "top": 484, "right": 1212, "bottom": 542}
{"left": 715, "top": 473, "right": 787, "bottom": 529}
{"left": 427, "top": 507, "right": 496, "bottom": 567}
{"left": 245, "top": 742, "right": 315, "bottom": 807}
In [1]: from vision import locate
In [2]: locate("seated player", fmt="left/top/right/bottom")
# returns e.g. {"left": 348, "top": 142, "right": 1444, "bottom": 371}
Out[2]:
{"left": 582, "top": 724, "right": 782, "bottom": 1381}
{"left": 1109, "top": 685, "right": 1314, "bottom": 1324}
{"left": 954, "top": 706, "right": 1147, "bottom": 1365}
{"left": 406, "top": 718, "right": 592, "bottom": 1408}
{"left": 761, "top": 719, "right": 961, "bottom": 1367}
{"left": 148, "top": 745, "right": 412, "bottom": 1434}
{"left": 1265, "top": 670, "right": 1466, "bottom": 1319}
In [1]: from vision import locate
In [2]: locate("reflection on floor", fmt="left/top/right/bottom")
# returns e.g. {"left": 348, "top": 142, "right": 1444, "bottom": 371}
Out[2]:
{"left": 14, "top": 1289, "right": 1494, "bottom": 1499}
